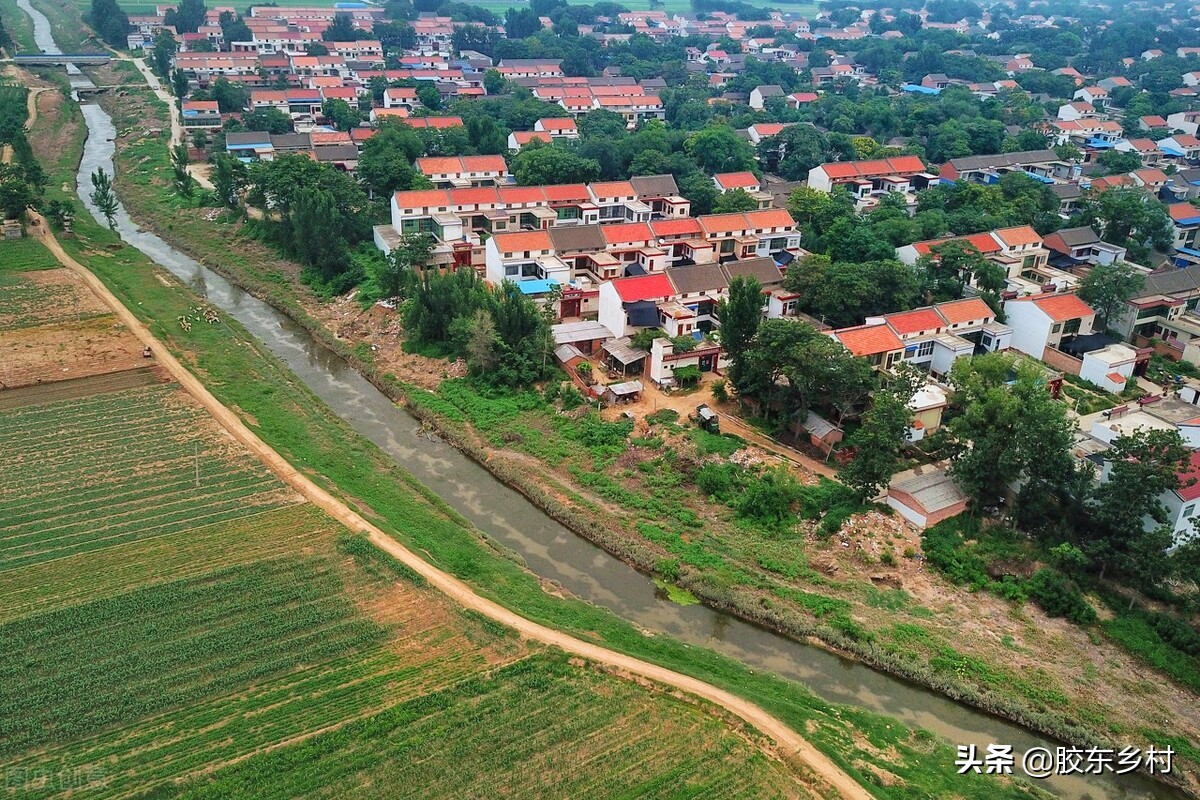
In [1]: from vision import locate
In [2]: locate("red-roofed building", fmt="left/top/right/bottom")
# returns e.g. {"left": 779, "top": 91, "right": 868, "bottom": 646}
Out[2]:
{"left": 533, "top": 117, "right": 578, "bottom": 139}
{"left": 415, "top": 155, "right": 510, "bottom": 188}
{"left": 807, "top": 155, "right": 933, "bottom": 209}
{"left": 507, "top": 130, "right": 553, "bottom": 150}
{"left": 1006, "top": 293, "right": 1096, "bottom": 359}
{"left": 831, "top": 324, "right": 904, "bottom": 367}
{"left": 834, "top": 298, "right": 1010, "bottom": 375}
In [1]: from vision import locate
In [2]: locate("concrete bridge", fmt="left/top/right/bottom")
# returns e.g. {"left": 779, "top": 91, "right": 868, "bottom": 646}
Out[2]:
{"left": 10, "top": 54, "right": 111, "bottom": 66}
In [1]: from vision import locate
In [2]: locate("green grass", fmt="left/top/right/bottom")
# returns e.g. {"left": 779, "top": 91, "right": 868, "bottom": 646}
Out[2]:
{"left": 0, "top": 0, "right": 37, "bottom": 54}
{"left": 0, "top": 383, "right": 297, "bottom": 569}
{"left": 0, "top": 237, "right": 60, "bottom": 272}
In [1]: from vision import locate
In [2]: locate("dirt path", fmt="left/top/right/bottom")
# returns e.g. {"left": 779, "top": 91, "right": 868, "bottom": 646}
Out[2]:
{"left": 26, "top": 210, "right": 871, "bottom": 800}
{"left": 118, "top": 56, "right": 214, "bottom": 190}
{"left": 0, "top": 79, "right": 45, "bottom": 165}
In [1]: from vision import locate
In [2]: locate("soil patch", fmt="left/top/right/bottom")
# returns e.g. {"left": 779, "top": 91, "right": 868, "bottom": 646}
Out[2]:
{"left": 0, "top": 315, "right": 147, "bottom": 389}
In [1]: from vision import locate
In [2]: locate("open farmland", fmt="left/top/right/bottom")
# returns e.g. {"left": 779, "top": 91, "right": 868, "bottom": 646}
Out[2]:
{"left": 0, "top": 382, "right": 301, "bottom": 569}
{"left": 0, "top": 239, "right": 111, "bottom": 331}
{"left": 0, "top": 235, "right": 812, "bottom": 799}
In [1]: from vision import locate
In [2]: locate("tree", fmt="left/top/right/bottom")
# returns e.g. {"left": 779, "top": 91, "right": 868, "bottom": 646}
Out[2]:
{"left": 322, "top": 12, "right": 359, "bottom": 41}
{"left": 321, "top": 98, "right": 360, "bottom": 132}
{"left": 239, "top": 108, "right": 292, "bottom": 134}
{"left": 511, "top": 142, "right": 600, "bottom": 185}
{"left": 839, "top": 390, "right": 912, "bottom": 500}
{"left": 170, "top": 143, "right": 195, "bottom": 197}
{"left": 1073, "top": 188, "right": 1174, "bottom": 255}
{"left": 89, "top": 0, "right": 130, "bottom": 47}
{"left": 0, "top": 163, "right": 39, "bottom": 220}
{"left": 363, "top": 233, "right": 432, "bottom": 301}
{"left": 482, "top": 69, "right": 507, "bottom": 95}
{"left": 0, "top": 14, "right": 11, "bottom": 51}
{"left": 1095, "top": 149, "right": 1142, "bottom": 176}
{"left": 712, "top": 189, "right": 759, "bottom": 214}
{"left": 1078, "top": 260, "right": 1145, "bottom": 326}
{"left": 735, "top": 319, "right": 875, "bottom": 424}
{"left": 464, "top": 308, "right": 500, "bottom": 374}
{"left": 684, "top": 125, "right": 756, "bottom": 174}
{"left": 167, "top": 0, "right": 206, "bottom": 33}
{"left": 151, "top": 29, "right": 177, "bottom": 78}
{"left": 715, "top": 275, "right": 762, "bottom": 387}
{"left": 917, "top": 239, "right": 996, "bottom": 302}
{"left": 171, "top": 69, "right": 188, "bottom": 100}
{"left": 210, "top": 153, "right": 247, "bottom": 209}
{"left": 218, "top": 10, "right": 252, "bottom": 45}
{"left": 90, "top": 167, "right": 118, "bottom": 229}
{"left": 415, "top": 84, "right": 441, "bottom": 111}
{"left": 1085, "top": 429, "right": 1192, "bottom": 588}
{"left": 504, "top": 8, "right": 542, "bottom": 39}
{"left": 948, "top": 355, "right": 1077, "bottom": 514}
{"left": 783, "top": 254, "right": 920, "bottom": 329}
{"left": 356, "top": 122, "right": 426, "bottom": 197}
{"left": 211, "top": 77, "right": 249, "bottom": 114}
{"left": 756, "top": 125, "right": 829, "bottom": 180}
{"left": 291, "top": 187, "right": 349, "bottom": 279}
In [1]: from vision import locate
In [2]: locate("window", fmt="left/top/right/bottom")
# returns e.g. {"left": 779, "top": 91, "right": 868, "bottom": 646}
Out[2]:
{"left": 916, "top": 340, "right": 934, "bottom": 358}
{"left": 1052, "top": 323, "right": 1062, "bottom": 334}
{"left": 1064, "top": 318, "right": 1081, "bottom": 335}
{"left": 1184, "top": 505, "right": 1196, "bottom": 519}
{"left": 504, "top": 265, "right": 519, "bottom": 277}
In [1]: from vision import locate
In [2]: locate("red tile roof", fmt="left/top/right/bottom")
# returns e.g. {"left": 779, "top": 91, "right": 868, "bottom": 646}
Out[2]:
{"left": 613, "top": 273, "right": 674, "bottom": 302}
{"left": 833, "top": 324, "right": 904, "bottom": 357}
{"left": 992, "top": 225, "right": 1042, "bottom": 247}
{"left": 492, "top": 230, "right": 553, "bottom": 254}
{"left": 651, "top": 218, "right": 703, "bottom": 237}
{"left": 935, "top": 297, "right": 993, "bottom": 325}
{"left": 745, "top": 208, "right": 795, "bottom": 229}
{"left": 818, "top": 155, "right": 926, "bottom": 180}
{"left": 714, "top": 171, "right": 759, "bottom": 189}
{"left": 1176, "top": 451, "right": 1200, "bottom": 502}
{"left": 602, "top": 222, "right": 654, "bottom": 245}
{"left": 1169, "top": 202, "right": 1200, "bottom": 223}
{"left": 1029, "top": 293, "right": 1095, "bottom": 322}
{"left": 884, "top": 308, "right": 944, "bottom": 336}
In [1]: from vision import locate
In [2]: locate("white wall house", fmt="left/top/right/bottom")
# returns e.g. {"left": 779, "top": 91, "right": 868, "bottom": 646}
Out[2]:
{"left": 1003, "top": 293, "right": 1096, "bottom": 359}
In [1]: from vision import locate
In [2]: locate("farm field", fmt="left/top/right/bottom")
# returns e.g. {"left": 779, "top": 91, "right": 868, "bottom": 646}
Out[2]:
{"left": 0, "top": 234, "right": 814, "bottom": 799}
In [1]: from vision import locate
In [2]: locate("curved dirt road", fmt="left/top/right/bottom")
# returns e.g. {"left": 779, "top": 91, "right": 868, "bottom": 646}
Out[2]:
{"left": 29, "top": 211, "right": 871, "bottom": 800}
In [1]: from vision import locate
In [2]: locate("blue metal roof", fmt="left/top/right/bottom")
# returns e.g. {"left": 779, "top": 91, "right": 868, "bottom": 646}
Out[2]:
{"left": 517, "top": 279, "right": 557, "bottom": 295}
{"left": 1160, "top": 144, "right": 1186, "bottom": 157}
{"left": 1085, "top": 138, "right": 1115, "bottom": 148}
{"left": 1178, "top": 247, "right": 1200, "bottom": 257}
{"left": 1021, "top": 170, "right": 1056, "bottom": 184}
{"left": 901, "top": 84, "right": 941, "bottom": 95}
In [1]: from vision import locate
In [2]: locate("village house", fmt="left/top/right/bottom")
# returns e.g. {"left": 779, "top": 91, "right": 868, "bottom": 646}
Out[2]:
{"left": 1003, "top": 293, "right": 1097, "bottom": 362}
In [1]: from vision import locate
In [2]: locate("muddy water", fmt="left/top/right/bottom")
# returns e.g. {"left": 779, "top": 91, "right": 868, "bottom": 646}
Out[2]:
{"left": 24, "top": 3, "right": 1182, "bottom": 794}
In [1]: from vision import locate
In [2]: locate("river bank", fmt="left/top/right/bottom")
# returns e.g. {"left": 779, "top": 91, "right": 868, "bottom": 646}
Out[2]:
{"left": 79, "top": 67, "right": 1200, "bottom": 799}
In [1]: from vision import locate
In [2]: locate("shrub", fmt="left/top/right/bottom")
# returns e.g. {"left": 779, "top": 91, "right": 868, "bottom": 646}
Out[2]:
{"left": 735, "top": 467, "right": 802, "bottom": 529}
{"left": 645, "top": 408, "right": 680, "bottom": 426}
{"left": 656, "top": 557, "right": 681, "bottom": 581}
{"left": 921, "top": 517, "right": 992, "bottom": 589}
{"left": 710, "top": 378, "right": 728, "bottom": 403}
{"left": 1026, "top": 568, "right": 1096, "bottom": 624}
{"left": 695, "top": 462, "right": 739, "bottom": 502}
{"left": 560, "top": 385, "right": 585, "bottom": 410}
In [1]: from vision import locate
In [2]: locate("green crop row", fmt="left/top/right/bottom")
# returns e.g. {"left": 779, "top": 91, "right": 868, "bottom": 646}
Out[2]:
{"left": 0, "top": 557, "right": 385, "bottom": 758}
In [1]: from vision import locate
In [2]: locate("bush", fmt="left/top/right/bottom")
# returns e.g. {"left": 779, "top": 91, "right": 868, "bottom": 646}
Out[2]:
{"left": 695, "top": 462, "right": 740, "bottom": 502}
{"left": 560, "top": 385, "right": 585, "bottom": 410}
{"left": 921, "top": 517, "right": 991, "bottom": 589}
{"left": 645, "top": 408, "right": 680, "bottom": 426}
{"left": 711, "top": 378, "right": 728, "bottom": 403}
{"left": 1026, "top": 568, "right": 1096, "bottom": 624}
{"left": 735, "top": 467, "right": 802, "bottom": 529}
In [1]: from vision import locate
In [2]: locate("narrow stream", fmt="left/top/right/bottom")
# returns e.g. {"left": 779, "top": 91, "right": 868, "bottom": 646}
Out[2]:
{"left": 24, "top": 3, "right": 1188, "bottom": 796}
